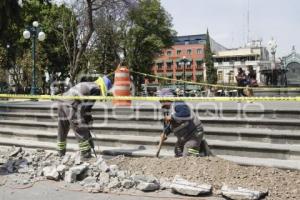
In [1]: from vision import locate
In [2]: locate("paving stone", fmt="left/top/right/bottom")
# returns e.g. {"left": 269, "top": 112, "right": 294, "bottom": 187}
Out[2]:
{"left": 42, "top": 166, "right": 60, "bottom": 181}
{"left": 170, "top": 175, "right": 212, "bottom": 196}
{"left": 221, "top": 185, "right": 268, "bottom": 200}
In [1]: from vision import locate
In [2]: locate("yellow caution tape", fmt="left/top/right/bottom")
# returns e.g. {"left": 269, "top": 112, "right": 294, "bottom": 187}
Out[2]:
{"left": 0, "top": 94, "right": 300, "bottom": 102}
{"left": 131, "top": 71, "right": 300, "bottom": 91}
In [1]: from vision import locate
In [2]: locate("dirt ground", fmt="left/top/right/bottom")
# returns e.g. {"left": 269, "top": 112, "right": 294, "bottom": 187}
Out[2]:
{"left": 108, "top": 156, "right": 300, "bottom": 200}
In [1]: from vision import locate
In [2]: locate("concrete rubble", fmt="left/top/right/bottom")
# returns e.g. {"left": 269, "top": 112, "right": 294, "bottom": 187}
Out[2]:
{"left": 170, "top": 175, "right": 212, "bottom": 196}
{"left": 0, "top": 147, "right": 270, "bottom": 199}
{"left": 221, "top": 185, "right": 268, "bottom": 200}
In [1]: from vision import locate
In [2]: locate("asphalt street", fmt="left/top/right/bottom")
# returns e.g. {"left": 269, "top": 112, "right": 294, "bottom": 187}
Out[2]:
{"left": 0, "top": 176, "right": 223, "bottom": 200}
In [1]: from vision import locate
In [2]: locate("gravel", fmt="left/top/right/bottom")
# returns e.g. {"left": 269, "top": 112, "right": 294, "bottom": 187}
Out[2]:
{"left": 108, "top": 156, "right": 300, "bottom": 200}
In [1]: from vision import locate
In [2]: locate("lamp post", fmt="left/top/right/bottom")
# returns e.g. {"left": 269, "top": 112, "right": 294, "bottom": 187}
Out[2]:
{"left": 268, "top": 38, "right": 277, "bottom": 86}
{"left": 179, "top": 56, "right": 191, "bottom": 96}
{"left": 23, "top": 21, "right": 46, "bottom": 95}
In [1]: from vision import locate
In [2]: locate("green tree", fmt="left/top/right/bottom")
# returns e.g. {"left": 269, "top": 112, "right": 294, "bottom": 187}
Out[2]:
{"left": 0, "top": 0, "right": 21, "bottom": 44}
{"left": 124, "top": 0, "right": 176, "bottom": 93}
{"left": 204, "top": 29, "right": 217, "bottom": 84}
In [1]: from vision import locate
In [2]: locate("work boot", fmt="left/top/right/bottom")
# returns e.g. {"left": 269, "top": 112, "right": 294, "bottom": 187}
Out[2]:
{"left": 81, "top": 149, "right": 92, "bottom": 160}
{"left": 58, "top": 149, "right": 66, "bottom": 157}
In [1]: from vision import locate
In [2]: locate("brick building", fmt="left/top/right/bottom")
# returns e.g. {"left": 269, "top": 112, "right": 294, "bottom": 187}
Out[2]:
{"left": 150, "top": 34, "right": 226, "bottom": 85}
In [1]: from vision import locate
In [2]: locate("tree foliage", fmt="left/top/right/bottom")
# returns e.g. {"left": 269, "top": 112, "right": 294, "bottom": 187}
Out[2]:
{"left": 204, "top": 30, "right": 217, "bottom": 84}
{"left": 124, "top": 0, "right": 176, "bottom": 92}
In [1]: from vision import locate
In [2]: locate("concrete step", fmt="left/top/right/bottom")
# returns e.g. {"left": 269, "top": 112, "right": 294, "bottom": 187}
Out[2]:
{"left": 1, "top": 112, "right": 299, "bottom": 130}
{"left": 0, "top": 119, "right": 300, "bottom": 144}
{"left": 1, "top": 104, "right": 300, "bottom": 120}
{"left": 1, "top": 127, "right": 300, "bottom": 160}
{"left": 204, "top": 127, "right": 300, "bottom": 145}
{"left": 218, "top": 155, "right": 300, "bottom": 170}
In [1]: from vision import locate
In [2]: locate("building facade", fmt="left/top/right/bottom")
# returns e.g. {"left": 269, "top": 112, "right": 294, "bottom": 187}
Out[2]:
{"left": 213, "top": 40, "right": 270, "bottom": 85}
{"left": 282, "top": 46, "right": 300, "bottom": 86}
{"left": 150, "top": 34, "right": 226, "bottom": 85}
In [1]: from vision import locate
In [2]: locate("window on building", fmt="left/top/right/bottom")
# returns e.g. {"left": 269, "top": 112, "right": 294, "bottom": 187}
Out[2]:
{"left": 186, "top": 75, "right": 193, "bottom": 81}
{"left": 167, "top": 51, "right": 172, "bottom": 56}
{"left": 187, "top": 49, "right": 192, "bottom": 55}
{"left": 176, "top": 76, "right": 182, "bottom": 80}
{"left": 228, "top": 71, "right": 234, "bottom": 83}
{"left": 157, "top": 63, "right": 163, "bottom": 70}
{"left": 177, "top": 50, "right": 181, "bottom": 55}
{"left": 197, "top": 48, "right": 203, "bottom": 54}
{"left": 196, "top": 60, "right": 203, "bottom": 69}
{"left": 186, "top": 62, "right": 192, "bottom": 69}
{"left": 177, "top": 63, "right": 182, "bottom": 69}
{"left": 217, "top": 71, "right": 223, "bottom": 82}
{"left": 167, "top": 62, "right": 172, "bottom": 69}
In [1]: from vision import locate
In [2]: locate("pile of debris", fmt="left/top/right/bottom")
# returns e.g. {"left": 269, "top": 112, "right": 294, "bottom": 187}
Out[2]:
{"left": 0, "top": 146, "right": 270, "bottom": 200}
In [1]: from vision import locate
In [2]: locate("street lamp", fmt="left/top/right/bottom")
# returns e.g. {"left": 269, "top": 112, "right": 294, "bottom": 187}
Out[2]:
{"left": 268, "top": 38, "right": 277, "bottom": 86}
{"left": 179, "top": 56, "right": 190, "bottom": 96}
{"left": 23, "top": 21, "right": 46, "bottom": 95}
{"left": 6, "top": 44, "right": 10, "bottom": 68}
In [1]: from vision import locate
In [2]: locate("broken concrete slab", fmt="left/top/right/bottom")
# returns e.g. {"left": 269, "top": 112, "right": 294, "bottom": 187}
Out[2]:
{"left": 57, "top": 165, "right": 67, "bottom": 174}
{"left": 136, "top": 181, "right": 160, "bottom": 192}
{"left": 42, "top": 166, "right": 60, "bottom": 181}
{"left": 121, "top": 179, "right": 135, "bottom": 189}
{"left": 69, "top": 163, "right": 89, "bottom": 175}
{"left": 170, "top": 175, "right": 212, "bottom": 196}
{"left": 64, "top": 171, "right": 77, "bottom": 183}
{"left": 221, "top": 185, "right": 268, "bottom": 200}
{"left": 62, "top": 154, "right": 71, "bottom": 165}
{"left": 80, "top": 176, "right": 97, "bottom": 186}
{"left": 132, "top": 175, "right": 159, "bottom": 184}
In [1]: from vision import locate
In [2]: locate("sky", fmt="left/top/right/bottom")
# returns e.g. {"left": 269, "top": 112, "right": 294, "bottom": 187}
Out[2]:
{"left": 160, "top": 0, "right": 300, "bottom": 57}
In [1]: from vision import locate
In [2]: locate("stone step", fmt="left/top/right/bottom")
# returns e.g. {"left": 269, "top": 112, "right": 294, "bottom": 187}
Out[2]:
{"left": 0, "top": 120, "right": 300, "bottom": 144}
{"left": 1, "top": 112, "right": 299, "bottom": 130}
{"left": 1, "top": 127, "right": 300, "bottom": 160}
{"left": 1, "top": 104, "right": 300, "bottom": 120}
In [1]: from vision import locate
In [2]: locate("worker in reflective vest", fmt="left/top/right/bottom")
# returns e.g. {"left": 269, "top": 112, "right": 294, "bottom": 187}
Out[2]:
{"left": 159, "top": 88, "right": 206, "bottom": 157}
{"left": 57, "top": 76, "right": 112, "bottom": 158}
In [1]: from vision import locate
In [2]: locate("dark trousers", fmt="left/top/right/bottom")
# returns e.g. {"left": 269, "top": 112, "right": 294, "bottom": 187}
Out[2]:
{"left": 174, "top": 131, "right": 203, "bottom": 157}
{"left": 57, "top": 102, "right": 92, "bottom": 153}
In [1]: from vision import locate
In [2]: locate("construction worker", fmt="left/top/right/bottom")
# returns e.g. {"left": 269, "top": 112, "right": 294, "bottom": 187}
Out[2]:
{"left": 57, "top": 76, "right": 112, "bottom": 158}
{"left": 159, "top": 88, "right": 208, "bottom": 157}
